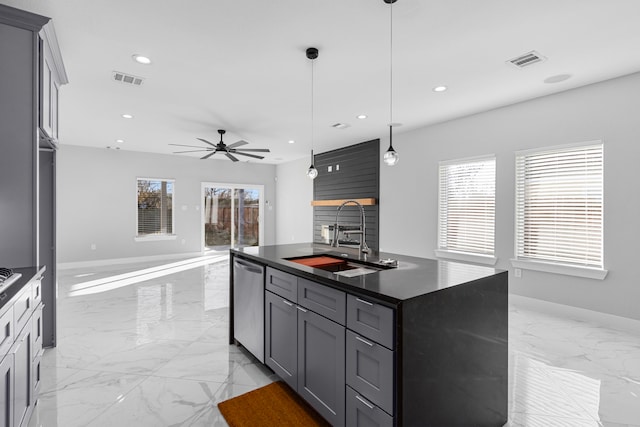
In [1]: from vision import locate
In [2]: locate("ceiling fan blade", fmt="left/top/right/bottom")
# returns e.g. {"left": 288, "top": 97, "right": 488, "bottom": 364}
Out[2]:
{"left": 173, "top": 149, "right": 212, "bottom": 153}
{"left": 196, "top": 138, "right": 218, "bottom": 148}
{"left": 201, "top": 151, "right": 218, "bottom": 160}
{"left": 225, "top": 152, "right": 239, "bottom": 162}
{"left": 226, "top": 140, "right": 249, "bottom": 149}
{"left": 233, "top": 148, "right": 271, "bottom": 153}
{"left": 232, "top": 151, "right": 265, "bottom": 160}
{"left": 169, "top": 143, "right": 211, "bottom": 149}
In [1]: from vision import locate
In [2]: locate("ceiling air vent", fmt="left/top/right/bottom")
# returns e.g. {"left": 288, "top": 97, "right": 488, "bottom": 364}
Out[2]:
{"left": 112, "top": 71, "right": 145, "bottom": 86}
{"left": 508, "top": 51, "right": 546, "bottom": 69}
{"left": 331, "top": 123, "right": 350, "bottom": 129}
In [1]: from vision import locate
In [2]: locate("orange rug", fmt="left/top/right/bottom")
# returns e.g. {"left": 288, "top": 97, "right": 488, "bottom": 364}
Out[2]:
{"left": 218, "top": 381, "right": 330, "bottom": 427}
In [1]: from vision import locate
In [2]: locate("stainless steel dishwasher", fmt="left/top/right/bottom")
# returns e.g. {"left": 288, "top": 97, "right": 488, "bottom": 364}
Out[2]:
{"left": 233, "top": 257, "right": 265, "bottom": 362}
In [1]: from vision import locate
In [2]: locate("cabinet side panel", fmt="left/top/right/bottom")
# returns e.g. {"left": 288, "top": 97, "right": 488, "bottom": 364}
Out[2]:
{"left": 0, "top": 23, "right": 36, "bottom": 267}
{"left": 401, "top": 272, "right": 508, "bottom": 426}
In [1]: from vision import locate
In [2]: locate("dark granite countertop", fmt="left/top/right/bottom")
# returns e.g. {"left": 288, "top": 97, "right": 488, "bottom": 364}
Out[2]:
{"left": 0, "top": 265, "right": 45, "bottom": 311}
{"left": 231, "top": 243, "right": 505, "bottom": 305}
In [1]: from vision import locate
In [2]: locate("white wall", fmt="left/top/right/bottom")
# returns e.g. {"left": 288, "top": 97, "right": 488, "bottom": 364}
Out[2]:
{"left": 274, "top": 157, "right": 313, "bottom": 244}
{"left": 380, "top": 72, "right": 640, "bottom": 320}
{"left": 57, "top": 146, "right": 276, "bottom": 264}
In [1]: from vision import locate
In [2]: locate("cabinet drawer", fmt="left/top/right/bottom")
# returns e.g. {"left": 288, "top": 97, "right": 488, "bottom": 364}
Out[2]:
{"left": 346, "top": 330, "right": 394, "bottom": 415}
{"left": 298, "top": 278, "right": 345, "bottom": 325}
{"left": 0, "top": 306, "right": 14, "bottom": 357}
{"left": 346, "top": 385, "right": 393, "bottom": 427}
{"left": 347, "top": 294, "right": 394, "bottom": 349}
{"left": 32, "top": 279, "right": 42, "bottom": 307}
{"left": 266, "top": 267, "right": 298, "bottom": 302}
{"left": 13, "top": 285, "right": 32, "bottom": 335}
{"left": 32, "top": 304, "right": 44, "bottom": 360}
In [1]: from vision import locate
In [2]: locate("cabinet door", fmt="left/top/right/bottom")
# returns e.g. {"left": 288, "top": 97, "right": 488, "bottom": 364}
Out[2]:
{"left": 297, "top": 308, "right": 345, "bottom": 427}
{"left": 12, "top": 326, "right": 31, "bottom": 427}
{"left": 264, "top": 291, "right": 297, "bottom": 390}
{"left": 0, "top": 354, "right": 13, "bottom": 427}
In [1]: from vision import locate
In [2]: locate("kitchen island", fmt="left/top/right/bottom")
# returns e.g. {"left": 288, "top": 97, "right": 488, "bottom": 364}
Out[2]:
{"left": 230, "top": 243, "right": 508, "bottom": 427}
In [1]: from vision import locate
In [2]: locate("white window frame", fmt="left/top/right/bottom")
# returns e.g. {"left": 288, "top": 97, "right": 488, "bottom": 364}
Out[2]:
{"left": 135, "top": 177, "right": 177, "bottom": 242}
{"left": 510, "top": 141, "right": 607, "bottom": 280}
{"left": 435, "top": 155, "right": 497, "bottom": 266}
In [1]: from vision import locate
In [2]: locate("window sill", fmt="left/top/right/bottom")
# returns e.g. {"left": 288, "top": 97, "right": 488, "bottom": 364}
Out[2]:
{"left": 510, "top": 258, "right": 608, "bottom": 280}
{"left": 434, "top": 249, "right": 497, "bottom": 266}
{"left": 135, "top": 234, "right": 177, "bottom": 242}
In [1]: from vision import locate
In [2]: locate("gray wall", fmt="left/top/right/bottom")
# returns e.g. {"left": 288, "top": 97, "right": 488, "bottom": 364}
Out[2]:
{"left": 57, "top": 145, "right": 276, "bottom": 263}
{"left": 274, "top": 157, "right": 313, "bottom": 244}
{"left": 313, "top": 140, "right": 380, "bottom": 250}
{"left": 380, "top": 72, "right": 640, "bottom": 321}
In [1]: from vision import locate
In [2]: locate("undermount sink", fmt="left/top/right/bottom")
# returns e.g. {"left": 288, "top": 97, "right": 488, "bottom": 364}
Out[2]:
{"left": 285, "top": 255, "right": 391, "bottom": 277}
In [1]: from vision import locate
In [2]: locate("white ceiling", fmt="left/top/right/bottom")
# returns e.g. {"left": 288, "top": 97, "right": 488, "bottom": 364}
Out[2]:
{"left": 3, "top": 0, "right": 640, "bottom": 164}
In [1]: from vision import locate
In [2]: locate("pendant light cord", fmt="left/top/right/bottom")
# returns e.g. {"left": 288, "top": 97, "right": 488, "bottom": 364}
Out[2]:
{"left": 311, "top": 56, "right": 315, "bottom": 156}
{"left": 389, "top": 1, "right": 393, "bottom": 128}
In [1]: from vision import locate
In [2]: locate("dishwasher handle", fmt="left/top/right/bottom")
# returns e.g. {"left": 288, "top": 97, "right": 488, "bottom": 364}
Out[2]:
{"left": 234, "top": 258, "right": 264, "bottom": 274}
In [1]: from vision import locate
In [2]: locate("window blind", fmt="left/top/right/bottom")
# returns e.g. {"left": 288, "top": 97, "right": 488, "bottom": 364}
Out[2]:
{"left": 515, "top": 143, "right": 603, "bottom": 268}
{"left": 438, "top": 157, "right": 496, "bottom": 255}
{"left": 137, "top": 179, "right": 174, "bottom": 236}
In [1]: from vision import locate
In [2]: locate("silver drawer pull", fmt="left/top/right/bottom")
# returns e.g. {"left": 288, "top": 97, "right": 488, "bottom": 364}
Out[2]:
{"left": 356, "top": 336, "right": 374, "bottom": 347}
{"left": 356, "top": 297, "right": 374, "bottom": 306}
{"left": 282, "top": 300, "right": 294, "bottom": 307}
{"left": 296, "top": 306, "right": 308, "bottom": 313}
{"left": 355, "top": 394, "right": 375, "bottom": 409}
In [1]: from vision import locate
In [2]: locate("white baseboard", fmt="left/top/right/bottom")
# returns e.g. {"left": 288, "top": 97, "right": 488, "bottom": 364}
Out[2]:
{"left": 57, "top": 251, "right": 208, "bottom": 270}
{"left": 510, "top": 294, "right": 640, "bottom": 335}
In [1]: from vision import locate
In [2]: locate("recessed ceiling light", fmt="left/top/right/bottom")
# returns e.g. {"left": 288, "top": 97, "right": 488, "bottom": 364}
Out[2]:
{"left": 132, "top": 54, "right": 151, "bottom": 65}
{"left": 544, "top": 74, "right": 572, "bottom": 84}
{"left": 356, "top": 114, "right": 367, "bottom": 119}
{"left": 433, "top": 86, "right": 448, "bottom": 92}
{"left": 116, "top": 139, "right": 124, "bottom": 143}
{"left": 121, "top": 114, "right": 134, "bottom": 119}
{"left": 288, "top": 140, "right": 295, "bottom": 144}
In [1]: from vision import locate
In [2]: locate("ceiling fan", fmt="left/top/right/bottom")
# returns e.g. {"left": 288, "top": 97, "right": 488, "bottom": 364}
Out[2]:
{"left": 170, "top": 129, "right": 270, "bottom": 162}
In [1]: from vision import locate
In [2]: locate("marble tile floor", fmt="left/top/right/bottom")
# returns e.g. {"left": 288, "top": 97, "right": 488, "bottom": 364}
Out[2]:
{"left": 27, "top": 255, "right": 640, "bottom": 427}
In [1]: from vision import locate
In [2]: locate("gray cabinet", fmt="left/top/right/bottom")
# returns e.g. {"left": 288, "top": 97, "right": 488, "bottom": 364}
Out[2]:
{"left": 0, "top": 4, "right": 67, "bottom": 350}
{"left": 346, "top": 385, "right": 393, "bottom": 427}
{"left": 0, "top": 354, "right": 14, "bottom": 427}
{"left": 0, "top": 273, "right": 44, "bottom": 427}
{"left": 265, "top": 291, "right": 297, "bottom": 390}
{"left": 12, "top": 326, "right": 31, "bottom": 427}
{"left": 346, "top": 330, "right": 394, "bottom": 415}
{"left": 297, "top": 307, "right": 345, "bottom": 426}
{"left": 264, "top": 269, "right": 346, "bottom": 427}
{"left": 266, "top": 267, "right": 297, "bottom": 302}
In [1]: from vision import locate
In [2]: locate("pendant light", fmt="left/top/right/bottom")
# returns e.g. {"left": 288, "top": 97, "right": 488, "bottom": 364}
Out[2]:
{"left": 383, "top": 0, "right": 399, "bottom": 166}
{"left": 306, "top": 47, "right": 319, "bottom": 179}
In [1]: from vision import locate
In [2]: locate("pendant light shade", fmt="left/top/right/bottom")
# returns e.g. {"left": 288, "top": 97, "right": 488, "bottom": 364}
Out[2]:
{"left": 306, "top": 47, "right": 319, "bottom": 179}
{"left": 384, "top": 0, "right": 399, "bottom": 166}
{"left": 307, "top": 149, "right": 318, "bottom": 179}
{"left": 383, "top": 126, "right": 399, "bottom": 166}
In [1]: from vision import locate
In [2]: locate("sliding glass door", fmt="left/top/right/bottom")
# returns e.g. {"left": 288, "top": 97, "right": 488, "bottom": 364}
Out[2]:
{"left": 202, "top": 183, "right": 264, "bottom": 250}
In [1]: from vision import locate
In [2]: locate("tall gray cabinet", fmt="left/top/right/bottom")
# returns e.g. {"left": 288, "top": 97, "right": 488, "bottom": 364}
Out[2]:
{"left": 0, "top": 4, "right": 68, "bottom": 348}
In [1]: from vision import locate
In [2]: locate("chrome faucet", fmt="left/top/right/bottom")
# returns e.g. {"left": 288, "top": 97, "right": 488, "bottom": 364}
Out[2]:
{"left": 331, "top": 200, "right": 370, "bottom": 254}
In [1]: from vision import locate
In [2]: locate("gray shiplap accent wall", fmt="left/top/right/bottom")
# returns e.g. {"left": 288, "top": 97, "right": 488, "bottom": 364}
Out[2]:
{"left": 313, "top": 139, "right": 379, "bottom": 250}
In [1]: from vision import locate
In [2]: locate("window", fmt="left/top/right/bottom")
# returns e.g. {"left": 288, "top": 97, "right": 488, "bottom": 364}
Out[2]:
{"left": 513, "top": 142, "right": 606, "bottom": 279}
{"left": 137, "top": 178, "right": 174, "bottom": 238}
{"left": 436, "top": 156, "right": 496, "bottom": 264}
